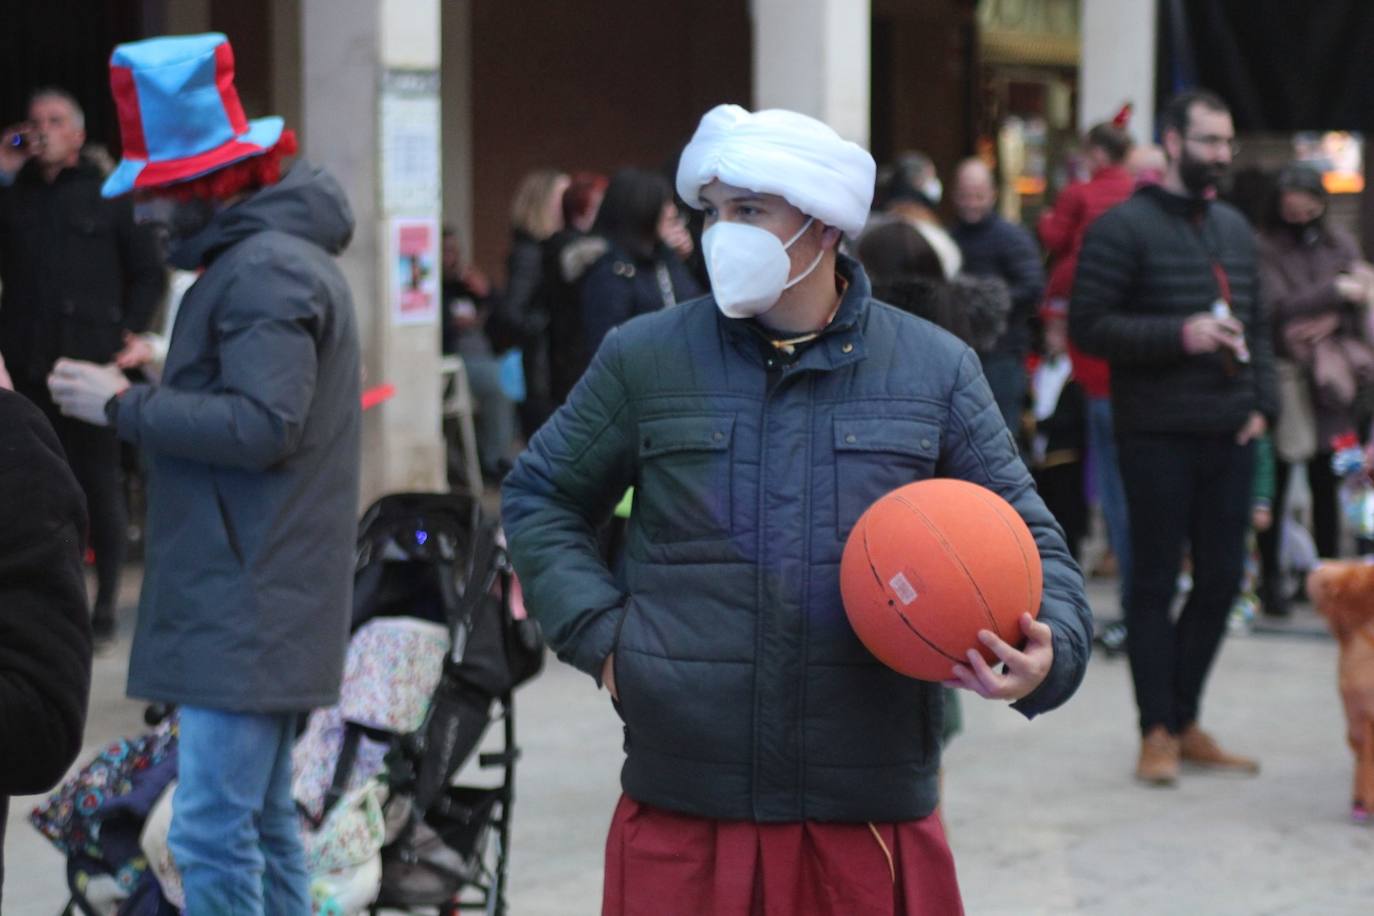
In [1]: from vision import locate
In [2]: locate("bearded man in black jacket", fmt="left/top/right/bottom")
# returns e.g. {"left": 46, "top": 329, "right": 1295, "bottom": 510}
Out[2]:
{"left": 1071, "top": 89, "right": 1277, "bottom": 786}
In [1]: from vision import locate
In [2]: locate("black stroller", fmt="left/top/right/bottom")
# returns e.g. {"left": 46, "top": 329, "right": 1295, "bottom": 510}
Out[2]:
{"left": 35, "top": 492, "right": 542, "bottom": 916}
{"left": 345, "top": 492, "right": 545, "bottom": 915}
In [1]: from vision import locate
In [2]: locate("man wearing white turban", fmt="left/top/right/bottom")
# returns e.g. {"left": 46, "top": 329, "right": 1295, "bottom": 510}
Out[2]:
{"left": 503, "top": 105, "right": 1093, "bottom": 914}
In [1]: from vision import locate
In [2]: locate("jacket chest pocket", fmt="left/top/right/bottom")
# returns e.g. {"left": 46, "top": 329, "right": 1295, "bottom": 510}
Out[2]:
{"left": 636, "top": 414, "right": 735, "bottom": 543}
{"left": 834, "top": 417, "right": 940, "bottom": 540}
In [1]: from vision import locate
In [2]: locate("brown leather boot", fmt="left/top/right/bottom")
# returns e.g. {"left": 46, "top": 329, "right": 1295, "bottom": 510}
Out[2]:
{"left": 1179, "top": 724, "right": 1260, "bottom": 774}
{"left": 1136, "top": 725, "right": 1180, "bottom": 786}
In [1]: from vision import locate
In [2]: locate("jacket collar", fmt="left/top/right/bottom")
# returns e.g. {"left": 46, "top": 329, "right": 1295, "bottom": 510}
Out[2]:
{"left": 1091, "top": 163, "right": 1132, "bottom": 183}
{"left": 1137, "top": 182, "right": 1211, "bottom": 220}
{"left": 16, "top": 155, "right": 102, "bottom": 187}
{"left": 720, "top": 254, "right": 871, "bottom": 373}
{"left": 956, "top": 212, "right": 999, "bottom": 234}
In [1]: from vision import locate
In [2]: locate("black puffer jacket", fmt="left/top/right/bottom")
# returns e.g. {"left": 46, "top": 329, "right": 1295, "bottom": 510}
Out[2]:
{"left": 1070, "top": 185, "right": 1278, "bottom": 434}
{"left": 503, "top": 256, "right": 1092, "bottom": 823}
{"left": 0, "top": 157, "right": 164, "bottom": 388}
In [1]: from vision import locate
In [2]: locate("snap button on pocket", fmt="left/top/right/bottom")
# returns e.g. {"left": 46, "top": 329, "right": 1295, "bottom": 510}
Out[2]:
{"left": 845, "top": 434, "right": 857, "bottom": 444}
{"left": 921, "top": 438, "right": 931, "bottom": 450}
{"left": 713, "top": 431, "right": 724, "bottom": 442}
{"left": 841, "top": 342, "right": 854, "bottom": 354}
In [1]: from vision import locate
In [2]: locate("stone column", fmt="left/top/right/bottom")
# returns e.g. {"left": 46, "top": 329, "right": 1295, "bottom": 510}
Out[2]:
{"left": 1079, "top": 0, "right": 1158, "bottom": 145}
{"left": 441, "top": 2, "right": 475, "bottom": 260}
{"left": 162, "top": 0, "right": 210, "bottom": 34}
{"left": 301, "top": 0, "right": 446, "bottom": 510}
{"left": 751, "top": 0, "right": 872, "bottom": 146}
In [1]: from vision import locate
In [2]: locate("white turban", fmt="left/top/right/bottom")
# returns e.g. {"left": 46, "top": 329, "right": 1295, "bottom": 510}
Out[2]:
{"left": 676, "top": 104, "right": 877, "bottom": 237}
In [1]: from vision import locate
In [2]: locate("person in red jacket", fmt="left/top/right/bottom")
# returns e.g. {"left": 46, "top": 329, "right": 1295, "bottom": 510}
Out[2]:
{"left": 1039, "top": 111, "right": 1136, "bottom": 651}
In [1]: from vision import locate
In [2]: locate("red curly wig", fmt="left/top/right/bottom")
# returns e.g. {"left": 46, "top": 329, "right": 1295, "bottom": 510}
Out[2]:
{"left": 159, "top": 130, "right": 299, "bottom": 202}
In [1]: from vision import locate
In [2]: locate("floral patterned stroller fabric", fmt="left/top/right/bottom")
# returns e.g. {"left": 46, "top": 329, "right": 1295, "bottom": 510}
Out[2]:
{"left": 293, "top": 616, "right": 451, "bottom": 821}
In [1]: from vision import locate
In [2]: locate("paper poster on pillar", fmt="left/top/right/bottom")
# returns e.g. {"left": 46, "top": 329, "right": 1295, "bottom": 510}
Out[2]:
{"left": 389, "top": 217, "right": 441, "bottom": 326}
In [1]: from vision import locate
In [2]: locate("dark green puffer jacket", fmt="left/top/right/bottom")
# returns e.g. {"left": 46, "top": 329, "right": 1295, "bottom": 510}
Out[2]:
{"left": 503, "top": 256, "right": 1092, "bottom": 822}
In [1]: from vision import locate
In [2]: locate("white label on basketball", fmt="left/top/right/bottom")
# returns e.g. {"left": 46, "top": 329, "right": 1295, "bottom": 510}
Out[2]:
{"left": 889, "top": 572, "right": 918, "bottom": 606}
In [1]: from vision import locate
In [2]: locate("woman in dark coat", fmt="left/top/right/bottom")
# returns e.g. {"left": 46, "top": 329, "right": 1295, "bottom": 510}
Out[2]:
{"left": 1257, "top": 163, "right": 1374, "bottom": 615}
{"left": 545, "top": 172, "right": 609, "bottom": 406}
{"left": 577, "top": 168, "right": 704, "bottom": 364}
{"left": 492, "top": 169, "right": 570, "bottom": 437}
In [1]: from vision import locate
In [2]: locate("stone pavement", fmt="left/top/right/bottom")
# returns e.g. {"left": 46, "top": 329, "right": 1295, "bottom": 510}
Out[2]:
{"left": 6, "top": 572, "right": 1374, "bottom": 914}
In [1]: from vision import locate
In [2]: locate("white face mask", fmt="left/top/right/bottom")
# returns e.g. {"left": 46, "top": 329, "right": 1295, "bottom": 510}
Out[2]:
{"left": 922, "top": 177, "right": 943, "bottom": 206}
{"left": 701, "top": 217, "right": 823, "bottom": 318}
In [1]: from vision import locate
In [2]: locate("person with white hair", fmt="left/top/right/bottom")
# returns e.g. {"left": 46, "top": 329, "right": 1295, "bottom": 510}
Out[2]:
{"left": 0, "top": 86, "right": 165, "bottom": 642}
{"left": 502, "top": 104, "right": 1093, "bottom": 914}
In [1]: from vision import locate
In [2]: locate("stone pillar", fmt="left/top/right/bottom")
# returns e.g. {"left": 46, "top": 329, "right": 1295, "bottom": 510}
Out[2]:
{"left": 301, "top": 0, "right": 446, "bottom": 510}
{"left": 269, "top": 0, "right": 303, "bottom": 135}
{"left": 441, "top": 2, "right": 475, "bottom": 259}
{"left": 1079, "top": 0, "right": 1158, "bottom": 145}
{"left": 751, "top": 0, "right": 872, "bottom": 146}
{"left": 162, "top": 0, "right": 210, "bottom": 34}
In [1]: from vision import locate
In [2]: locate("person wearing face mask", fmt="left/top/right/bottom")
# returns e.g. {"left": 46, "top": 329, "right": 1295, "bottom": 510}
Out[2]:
{"left": 873, "top": 151, "right": 963, "bottom": 280}
{"left": 502, "top": 103, "right": 1092, "bottom": 915}
{"left": 1070, "top": 89, "right": 1278, "bottom": 786}
{"left": 1255, "top": 163, "right": 1374, "bottom": 617}
{"left": 0, "top": 87, "right": 166, "bottom": 643}
{"left": 46, "top": 34, "right": 360, "bottom": 914}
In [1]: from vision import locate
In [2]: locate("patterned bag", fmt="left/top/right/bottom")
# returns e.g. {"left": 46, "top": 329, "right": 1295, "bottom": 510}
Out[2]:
{"left": 304, "top": 779, "right": 388, "bottom": 874}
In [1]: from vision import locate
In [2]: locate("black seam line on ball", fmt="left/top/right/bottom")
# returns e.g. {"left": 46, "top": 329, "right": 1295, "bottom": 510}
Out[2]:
{"left": 961, "top": 485, "right": 1036, "bottom": 642}
{"left": 890, "top": 493, "right": 1000, "bottom": 637}
{"left": 863, "top": 523, "right": 961, "bottom": 664}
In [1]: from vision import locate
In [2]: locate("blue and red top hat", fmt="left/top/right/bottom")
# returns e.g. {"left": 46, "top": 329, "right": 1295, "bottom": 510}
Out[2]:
{"left": 102, "top": 33, "right": 284, "bottom": 199}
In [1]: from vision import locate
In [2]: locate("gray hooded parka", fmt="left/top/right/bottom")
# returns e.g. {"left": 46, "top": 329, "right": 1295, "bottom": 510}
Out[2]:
{"left": 114, "top": 162, "right": 361, "bottom": 713}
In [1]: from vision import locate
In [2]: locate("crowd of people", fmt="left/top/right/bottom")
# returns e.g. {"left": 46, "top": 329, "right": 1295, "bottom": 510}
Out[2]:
{"left": 2, "top": 22, "right": 1372, "bottom": 913}
{"left": 470, "top": 89, "right": 1374, "bottom": 793}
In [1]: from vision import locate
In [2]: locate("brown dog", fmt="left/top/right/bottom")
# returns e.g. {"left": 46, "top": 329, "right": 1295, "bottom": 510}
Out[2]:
{"left": 1307, "top": 560, "right": 1374, "bottom": 822}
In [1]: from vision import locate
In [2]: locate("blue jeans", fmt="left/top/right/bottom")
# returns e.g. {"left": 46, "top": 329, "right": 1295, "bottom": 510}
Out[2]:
{"left": 1086, "top": 396, "right": 1131, "bottom": 614}
{"left": 463, "top": 355, "right": 517, "bottom": 476}
{"left": 171, "top": 708, "right": 309, "bottom": 915}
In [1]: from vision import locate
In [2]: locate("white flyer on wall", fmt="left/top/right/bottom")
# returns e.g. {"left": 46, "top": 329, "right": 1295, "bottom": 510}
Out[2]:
{"left": 381, "top": 69, "right": 441, "bottom": 214}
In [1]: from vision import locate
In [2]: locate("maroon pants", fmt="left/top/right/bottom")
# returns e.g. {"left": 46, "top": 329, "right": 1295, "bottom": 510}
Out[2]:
{"left": 602, "top": 795, "right": 964, "bottom": 916}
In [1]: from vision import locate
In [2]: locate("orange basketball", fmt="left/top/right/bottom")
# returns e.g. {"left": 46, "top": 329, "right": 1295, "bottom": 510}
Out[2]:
{"left": 839, "top": 478, "right": 1043, "bottom": 682}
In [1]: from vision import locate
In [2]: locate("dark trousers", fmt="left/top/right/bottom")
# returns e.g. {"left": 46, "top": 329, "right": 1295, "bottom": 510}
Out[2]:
{"left": 16, "top": 378, "right": 126, "bottom": 617}
{"left": 1033, "top": 460, "right": 1087, "bottom": 562}
{"left": 1256, "top": 450, "right": 1339, "bottom": 584}
{"left": 1117, "top": 431, "right": 1254, "bottom": 734}
{"left": 980, "top": 352, "right": 1027, "bottom": 442}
